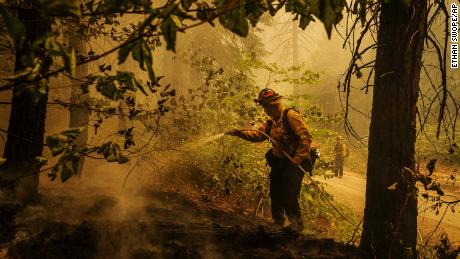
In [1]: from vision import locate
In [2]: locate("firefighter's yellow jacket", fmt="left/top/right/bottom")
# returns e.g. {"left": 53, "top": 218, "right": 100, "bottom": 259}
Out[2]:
{"left": 237, "top": 109, "right": 312, "bottom": 165}
{"left": 334, "top": 142, "right": 349, "bottom": 160}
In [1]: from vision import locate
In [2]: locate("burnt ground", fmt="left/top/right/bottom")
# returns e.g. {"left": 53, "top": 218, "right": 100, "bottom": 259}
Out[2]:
{"left": 0, "top": 182, "right": 367, "bottom": 259}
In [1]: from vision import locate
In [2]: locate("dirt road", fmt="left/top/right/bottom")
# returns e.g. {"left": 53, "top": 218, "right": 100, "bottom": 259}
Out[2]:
{"left": 315, "top": 172, "right": 460, "bottom": 243}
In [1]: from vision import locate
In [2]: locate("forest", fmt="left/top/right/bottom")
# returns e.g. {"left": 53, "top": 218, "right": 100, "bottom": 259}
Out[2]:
{"left": 0, "top": 0, "right": 459, "bottom": 258}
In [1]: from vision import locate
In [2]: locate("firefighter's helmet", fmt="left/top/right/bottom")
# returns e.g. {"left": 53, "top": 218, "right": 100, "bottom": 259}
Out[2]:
{"left": 254, "top": 88, "right": 282, "bottom": 105}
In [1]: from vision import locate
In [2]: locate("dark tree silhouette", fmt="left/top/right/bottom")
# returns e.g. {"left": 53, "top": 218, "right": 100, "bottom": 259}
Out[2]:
{"left": 2, "top": 8, "right": 51, "bottom": 200}
{"left": 360, "top": 0, "right": 427, "bottom": 257}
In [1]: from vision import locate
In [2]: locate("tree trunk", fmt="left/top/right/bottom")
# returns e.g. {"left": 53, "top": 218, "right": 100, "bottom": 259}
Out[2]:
{"left": 1, "top": 9, "right": 51, "bottom": 201}
{"left": 68, "top": 28, "right": 89, "bottom": 177}
{"left": 360, "top": 1, "right": 427, "bottom": 258}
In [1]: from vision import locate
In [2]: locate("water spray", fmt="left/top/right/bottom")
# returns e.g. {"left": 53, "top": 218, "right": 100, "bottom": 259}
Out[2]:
{"left": 180, "top": 133, "right": 226, "bottom": 151}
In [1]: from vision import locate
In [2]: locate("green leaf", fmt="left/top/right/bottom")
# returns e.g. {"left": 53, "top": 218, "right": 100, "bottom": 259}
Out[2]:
{"left": 116, "top": 71, "right": 137, "bottom": 91}
{"left": 49, "top": 166, "right": 58, "bottom": 181}
{"left": 118, "top": 41, "right": 135, "bottom": 65}
{"left": 134, "top": 79, "right": 148, "bottom": 95}
{"left": 299, "top": 14, "right": 311, "bottom": 29}
{"left": 419, "top": 176, "right": 432, "bottom": 188}
{"left": 118, "top": 155, "right": 129, "bottom": 164}
{"left": 138, "top": 40, "right": 155, "bottom": 81}
{"left": 359, "top": 0, "right": 366, "bottom": 26}
{"left": 46, "top": 134, "right": 68, "bottom": 156}
{"left": 98, "top": 64, "right": 112, "bottom": 72}
{"left": 245, "top": 0, "right": 266, "bottom": 27}
{"left": 107, "top": 144, "right": 120, "bottom": 162}
{"left": 96, "top": 79, "right": 122, "bottom": 100}
{"left": 182, "top": 0, "right": 193, "bottom": 10}
{"left": 218, "top": 8, "right": 249, "bottom": 37}
{"left": 182, "top": 0, "right": 192, "bottom": 10}
{"left": 39, "top": 0, "right": 81, "bottom": 17}
{"left": 35, "top": 156, "right": 48, "bottom": 165}
{"left": 138, "top": 10, "right": 158, "bottom": 32}
{"left": 61, "top": 162, "right": 74, "bottom": 182}
{"left": 426, "top": 159, "right": 437, "bottom": 175}
{"left": 71, "top": 153, "right": 83, "bottom": 176}
{"left": 131, "top": 40, "right": 144, "bottom": 69}
{"left": 285, "top": 0, "right": 309, "bottom": 16}
{"left": 196, "top": 5, "right": 215, "bottom": 26}
{"left": 160, "top": 16, "right": 179, "bottom": 51}
{"left": 428, "top": 182, "right": 445, "bottom": 196}
{"left": 309, "top": 0, "right": 346, "bottom": 38}
{"left": 436, "top": 187, "right": 444, "bottom": 196}
{"left": 0, "top": 4, "right": 26, "bottom": 47}
{"left": 97, "top": 141, "right": 124, "bottom": 162}
{"left": 61, "top": 127, "right": 84, "bottom": 139}
{"left": 64, "top": 48, "right": 76, "bottom": 77}
{"left": 268, "top": 1, "right": 278, "bottom": 16}
{"left": 352, "top": 1, "right": 359, "bottom": 14}
{"left": 118, "top": 39, "right": 155, "bottom": 81}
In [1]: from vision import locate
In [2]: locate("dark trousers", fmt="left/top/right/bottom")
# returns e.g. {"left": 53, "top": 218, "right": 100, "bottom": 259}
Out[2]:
{"left": 334, "top": 157, "right": 344, "bottom": 177}
{"left": 269, "top": 158, "right": 305, "bottom": 226}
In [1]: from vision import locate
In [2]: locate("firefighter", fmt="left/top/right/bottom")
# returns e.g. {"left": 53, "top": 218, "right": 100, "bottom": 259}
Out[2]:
{"left": 334, "top": 135, "right": 349, "bottom": 178}
{"left": 226, "top": 88, "right": 312, "bottom": 231}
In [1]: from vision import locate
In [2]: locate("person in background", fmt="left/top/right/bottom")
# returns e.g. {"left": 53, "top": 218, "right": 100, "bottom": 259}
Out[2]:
{"left": 334, "top": 135, "right": 349, "bottom": 178}
{"left": 226, "top": 88, "right": 312, "bottom": 232}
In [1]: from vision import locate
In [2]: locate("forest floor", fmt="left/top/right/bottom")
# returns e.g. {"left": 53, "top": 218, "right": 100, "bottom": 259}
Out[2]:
{"left": 316, "top": 170, "right": 460, "bottom": 244}
{"left": 2, "top": 158, "right": 457, "bottom": 258}
{"left": 0, "top": 162, "right": 367, "bottom": 259}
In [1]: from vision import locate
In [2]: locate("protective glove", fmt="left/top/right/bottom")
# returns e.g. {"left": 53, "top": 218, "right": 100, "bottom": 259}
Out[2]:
{"left": 225, "top": 129, "right": 241, "bottom": 136}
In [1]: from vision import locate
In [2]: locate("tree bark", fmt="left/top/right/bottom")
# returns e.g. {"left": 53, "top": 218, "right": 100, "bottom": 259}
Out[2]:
{"left": 1, "top": 9, "right": 51, "bottom": 201}
{"left": 360, "top": 1, "right": 427, "bottom": 258}
{"left": 68, "top": 27, "right": 89, "bottom": 177}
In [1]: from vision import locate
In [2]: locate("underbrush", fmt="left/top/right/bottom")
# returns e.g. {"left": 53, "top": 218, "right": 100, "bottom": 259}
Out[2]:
{"left": 418, "top": 234, "right": 460, "bottom": 258}
{"left": 162, "top": 135, "right": 361, "bottom": 242}
{"left": 134, "top": 47, "right": 362, "bottom": 243}
{"left": 299, "top": 182, "right": 361, "bottom": 242}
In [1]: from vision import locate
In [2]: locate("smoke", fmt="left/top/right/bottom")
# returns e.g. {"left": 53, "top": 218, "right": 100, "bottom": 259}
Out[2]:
{"left": 1, "top": 7, "right": 376, "bottom": 257}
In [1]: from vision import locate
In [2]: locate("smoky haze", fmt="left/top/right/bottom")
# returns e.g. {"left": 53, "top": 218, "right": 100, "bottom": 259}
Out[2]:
{"left": 1, "top": 5, "right": 459, "bottom": 258}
